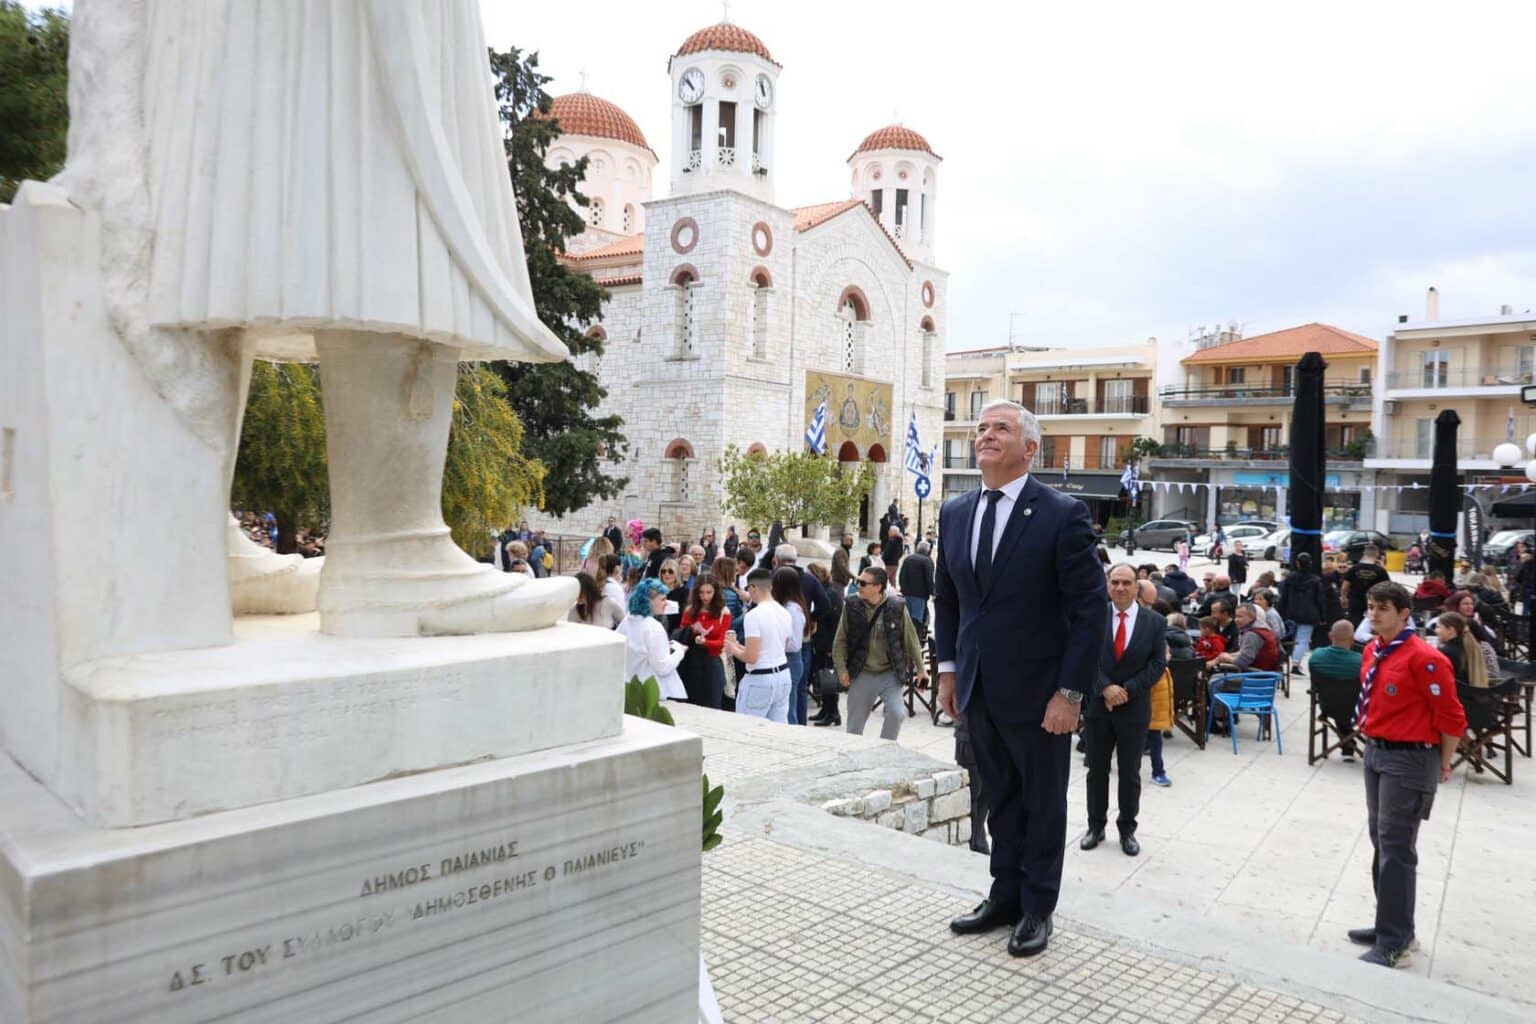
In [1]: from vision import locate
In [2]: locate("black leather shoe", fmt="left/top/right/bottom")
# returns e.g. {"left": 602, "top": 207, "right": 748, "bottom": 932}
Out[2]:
{"left": 1347, "top": 927, "right": 1376, "bottom": 946}
{"left": 949, "top": 899, "right": 1020, "bottom": 935}
{"left": 812, "top": 716, "right": 841, "bottom": 727}
{"left": 1119, "top": 834, "right": 1140, "bottom": 857}
{"left": 1079, "top": 829, "right": 1106, "bottom": 851}
{"left": 1007, "top": 913, "right": 1053, "bottom": 957}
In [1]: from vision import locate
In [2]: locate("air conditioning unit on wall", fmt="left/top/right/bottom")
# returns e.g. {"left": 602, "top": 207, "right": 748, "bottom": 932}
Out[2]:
{"left": 1383, "top": 401, "right": 1400, "bottom": 415}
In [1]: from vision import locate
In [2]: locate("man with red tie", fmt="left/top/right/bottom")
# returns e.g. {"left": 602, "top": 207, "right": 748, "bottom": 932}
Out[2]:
{"left": 1080, "top": 564, "right": 1167, "bottom": 857}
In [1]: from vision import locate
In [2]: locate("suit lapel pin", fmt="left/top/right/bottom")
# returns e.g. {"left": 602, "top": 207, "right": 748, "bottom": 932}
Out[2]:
{"left": 1024, "top": 508, "right": 1034, "bottom": 517}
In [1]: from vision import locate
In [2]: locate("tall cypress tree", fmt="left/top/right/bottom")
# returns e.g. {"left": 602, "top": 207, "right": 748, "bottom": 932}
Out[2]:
{"left": 489, "top": 46, "right": 629, "bottom": 518}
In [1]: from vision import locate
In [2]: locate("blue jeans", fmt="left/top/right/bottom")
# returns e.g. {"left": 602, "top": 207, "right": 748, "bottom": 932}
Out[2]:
{"left": 1293, "top": 623, "right": 1315, "bottom": 668}
{"left": 1145, "top": 731, "right": 1165, "bottom": 777}
{"left": 905, "top": 595, "right": 929, "bottom": 633}
{"left": 786, "top": 648, "right": 809, "bottom": 725}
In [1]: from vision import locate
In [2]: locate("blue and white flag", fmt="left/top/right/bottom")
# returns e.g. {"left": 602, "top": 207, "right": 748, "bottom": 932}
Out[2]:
{"left": 1120, "top": 461, "right": 1139, "bottom": 505}
{"left": 806, "top": 399, "right": 828, "bottom": 455}
{"left": 904, "top": 412, "right": 925, "bottom": 476}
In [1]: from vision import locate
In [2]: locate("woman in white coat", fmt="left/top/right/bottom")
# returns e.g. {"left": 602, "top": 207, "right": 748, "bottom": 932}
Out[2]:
{"left": 618, "top": 578, "right": 688, "bottom": 700}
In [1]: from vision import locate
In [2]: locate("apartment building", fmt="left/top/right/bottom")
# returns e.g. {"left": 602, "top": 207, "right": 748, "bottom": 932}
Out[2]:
{"left": 943, "top": 341, "right": 1158, "bottom": 524}
{"left": 1146, "top": 323, "right": 1378, "bottom": 530}
{"left": 1366, "top": 290, "right": 1536, "bottom": 533}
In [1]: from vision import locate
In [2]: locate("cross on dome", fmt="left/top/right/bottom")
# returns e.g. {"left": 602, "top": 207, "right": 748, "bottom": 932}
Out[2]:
{"left": 578, "top": 68, "right": 589, "bottom": 92}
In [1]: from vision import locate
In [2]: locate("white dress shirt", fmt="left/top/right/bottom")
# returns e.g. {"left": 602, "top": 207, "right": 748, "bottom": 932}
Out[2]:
{"left": 939, "top": 472, "right": 1030, "bottom": 675}
{"left": 969, "top": 472, "right": 1030, "bottom": 568}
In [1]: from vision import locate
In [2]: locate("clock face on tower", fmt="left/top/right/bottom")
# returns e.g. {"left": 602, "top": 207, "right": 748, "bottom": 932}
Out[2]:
{"left": 679, "top": 68, "right": 705, "bottom": 105}
{"left": 754, "top": 74, "right": 773, "bottom": 110}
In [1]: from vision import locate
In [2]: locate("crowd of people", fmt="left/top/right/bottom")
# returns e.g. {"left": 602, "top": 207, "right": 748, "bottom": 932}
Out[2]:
{"left": 554, "top": 512, "right": 935, "bottom": 743}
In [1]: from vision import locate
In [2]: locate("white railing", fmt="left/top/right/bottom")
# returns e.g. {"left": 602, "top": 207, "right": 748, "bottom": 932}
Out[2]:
{"left": 717, "top": 147, "right": 736, "bottom": 167}
{"left": 686, "top": 149, "right": 702, "bottom": 171}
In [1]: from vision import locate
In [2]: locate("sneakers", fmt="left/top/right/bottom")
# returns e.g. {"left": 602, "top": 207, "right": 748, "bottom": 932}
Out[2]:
{"left": 1151, "top": 772, "right": 1171, "bottom": 787}
{"left": 1358, "top": 946, "right": 1412, "bottom": 968}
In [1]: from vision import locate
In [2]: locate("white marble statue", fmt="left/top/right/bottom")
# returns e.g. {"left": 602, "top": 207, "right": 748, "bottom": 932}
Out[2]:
{"left": 57, "top": 0, "right": 576, "bottom": 635}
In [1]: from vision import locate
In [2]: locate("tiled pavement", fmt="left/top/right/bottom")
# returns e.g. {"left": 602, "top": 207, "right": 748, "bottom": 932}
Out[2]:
{"left": 704, "top": 832, "right": 1361, "bottom": 1024}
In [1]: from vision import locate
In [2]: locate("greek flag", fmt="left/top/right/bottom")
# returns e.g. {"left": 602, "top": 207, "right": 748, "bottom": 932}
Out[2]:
{"left": 904, "top": 412, "right": 925, "bottom": 475}
{"left": 1120, "top": 461, "right": 1139, "bottom": 506}
{"left": 805, "top": 399, "right": 828, "bottom": 455}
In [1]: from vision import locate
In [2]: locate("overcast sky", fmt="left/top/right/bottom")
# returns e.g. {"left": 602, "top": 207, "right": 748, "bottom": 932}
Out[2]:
{"left": 485, "top": 0, "right": 1536, "bottom": 351}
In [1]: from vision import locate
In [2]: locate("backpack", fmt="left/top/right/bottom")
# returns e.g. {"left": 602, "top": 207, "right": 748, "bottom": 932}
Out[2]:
{"left": 543, "top": 549, "right": 554, "bottom": 571}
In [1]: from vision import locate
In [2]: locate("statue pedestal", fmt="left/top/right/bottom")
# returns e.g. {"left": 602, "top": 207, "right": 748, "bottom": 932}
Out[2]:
{"left": 60, "top": 615, "right": 627, "bottom": 827}
{"left": 0, "top": 717, "right": 702, "bottom": 1023}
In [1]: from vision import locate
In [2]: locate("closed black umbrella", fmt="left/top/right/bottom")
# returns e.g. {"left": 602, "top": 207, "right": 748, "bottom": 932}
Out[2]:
{"left": 1287, "top": 352, "right": 1327, "bottom": 571}
{"left": 1427, "top": 410, "right": 1461, "bottom": 579}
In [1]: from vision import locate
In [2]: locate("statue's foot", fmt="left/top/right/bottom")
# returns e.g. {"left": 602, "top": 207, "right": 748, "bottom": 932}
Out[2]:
{"left": 227, "top": 518, "right": 322, "bottom": 615}
{"left": 317, "top": 529, "right": 576, "bottom": 637}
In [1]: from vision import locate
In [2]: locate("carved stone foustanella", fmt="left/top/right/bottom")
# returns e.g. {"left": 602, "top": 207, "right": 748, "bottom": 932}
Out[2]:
{"left": 55, "top": 0, "right": 576, "bottom": 637}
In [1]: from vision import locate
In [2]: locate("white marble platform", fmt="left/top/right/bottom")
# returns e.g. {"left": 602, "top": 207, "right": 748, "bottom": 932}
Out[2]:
{"left": 0, "top": 717, "right": 701, "bottom": 1023}
{"left": 52, "top": 615, "right": 626, "bottom": 827}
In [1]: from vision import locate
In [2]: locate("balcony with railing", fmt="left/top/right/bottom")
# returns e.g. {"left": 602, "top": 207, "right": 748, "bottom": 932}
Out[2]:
{"left": 944, "top": 453, "right": 978, "bottom": 471}
{"left": 1368, "top": 435, "right": 1514, "bottom": 464}
{"left": 1152, "top": 444, "right": 1368, "bottom": 463}
{"left": 1158, "top": 382, "right": 1373, "bottom": 406}
{"left": 1022, "top": 395, "right": 1149, "bottom": 417}
{"left": 1385, "top": 366, "right": 1534, "bottom": 391}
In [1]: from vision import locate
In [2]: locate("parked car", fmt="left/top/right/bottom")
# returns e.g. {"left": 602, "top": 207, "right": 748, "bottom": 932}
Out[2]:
{"left": 1321, "top": 529, "right": 1394, "bottom": 563}
{"left": 1484, "top": 529, "right": 1536, "bottom": 565}
{"left": 1232, "top": 519, "right": 1280, "bottom": 534}
{"left": 1116, "top": 519, "right": 1199, "bottom": 551}
{"left": 1259, "top": 528, "right": 1290, "bottom": 561}
{"left": 1194, "top": 523, "right": 1268, "bottom": 557}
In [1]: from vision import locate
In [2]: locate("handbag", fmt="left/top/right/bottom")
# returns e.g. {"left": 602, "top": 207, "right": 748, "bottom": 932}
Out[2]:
{"left": 815, "top": 667, "right": 843, "bottom": 698}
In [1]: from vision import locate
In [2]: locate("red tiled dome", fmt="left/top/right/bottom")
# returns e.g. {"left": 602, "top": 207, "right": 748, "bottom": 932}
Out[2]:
{"left": 676, "top": 22, "right": 776, "bottom": 64}
{"left": 543, "top": 94, "right": 656, "bottom": 158}
{"left": 850, "top": 125, "right": 939, "bottom": 161}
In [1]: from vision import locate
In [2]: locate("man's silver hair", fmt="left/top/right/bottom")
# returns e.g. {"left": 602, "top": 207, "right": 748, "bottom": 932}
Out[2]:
{"left": 917, "top": 540, "right": 931, "bottom": 555}
{"left": 978, "top": 399, "right": 1042, "bottom": 448}
{"left": 774, "top": 543, "right": 799, "bottom": 564}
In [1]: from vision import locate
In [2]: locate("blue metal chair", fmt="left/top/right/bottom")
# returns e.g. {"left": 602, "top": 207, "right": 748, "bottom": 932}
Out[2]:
{"left": 1206, "top": 672, "right": 1284, "bottom": 755}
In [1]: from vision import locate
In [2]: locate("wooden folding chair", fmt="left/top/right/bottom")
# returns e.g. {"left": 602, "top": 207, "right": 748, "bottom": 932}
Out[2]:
{"left": 1168, "top": 658, "right": 1206, "bottom": 750}
{"left": 1452, "top": 680, "right": 1518, "bottom": 785}
{"left": 1497, "top": 658, "right": 1536, "bottom": 758}
{"left": 1307, "top": 668, "right": 1361, "bottom": 765}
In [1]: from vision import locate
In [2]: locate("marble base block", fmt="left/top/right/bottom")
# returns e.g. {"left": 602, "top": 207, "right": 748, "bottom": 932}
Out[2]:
{"left": 55, "top": 615, "right": 626, "bottom": 828}
{"left": 0, "top": 718, "right": 702, "bottom": 1023}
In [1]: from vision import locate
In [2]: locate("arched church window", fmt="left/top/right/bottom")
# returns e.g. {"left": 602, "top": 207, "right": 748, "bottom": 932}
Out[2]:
{"left": 748, "top": 268, "right": 772, "bottom": 360}
{"left": 664, "top": 439, "right": 695, "bottom": 503}
{"left": 670, "top": 266, "right": 700, "bottom": 358}
{"left": 920, "top": 316, "right": 936, "bottom": 388}
{"left": 588, "top": 197, "right": 605, "bottom": 228}
{"left": 622, "top": 204, "right": 635, "bottom": 234}
{"left": 841, "top": 300, "right": 859, "bottom": 374}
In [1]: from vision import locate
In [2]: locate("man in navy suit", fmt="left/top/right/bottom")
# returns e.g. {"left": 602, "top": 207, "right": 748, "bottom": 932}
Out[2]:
{"left": 1081, "top": 565, "right": 1167, "bottom": 857}
{"left": 934, "top": 401, "right": 1107, "bottom": 958}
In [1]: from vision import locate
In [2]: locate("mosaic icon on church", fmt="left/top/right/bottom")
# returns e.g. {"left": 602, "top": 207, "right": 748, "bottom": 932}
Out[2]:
{"left": 839, "top": 385, "right": 862, "bottom": 430}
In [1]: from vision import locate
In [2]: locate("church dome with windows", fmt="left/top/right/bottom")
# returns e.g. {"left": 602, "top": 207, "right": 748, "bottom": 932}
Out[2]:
{"left": 674, "top": 22, "right": 777, "bottom": 65}
{"left": 850, "top": 124, "right": 938, "bottom": 160}
{"left": 545, "top": 93, "right": 656, "bottom": 157}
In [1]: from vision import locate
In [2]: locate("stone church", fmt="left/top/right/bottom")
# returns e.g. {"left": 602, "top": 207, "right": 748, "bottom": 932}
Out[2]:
{"left": 533, "top": 20, "right": 948, "bottom": 541}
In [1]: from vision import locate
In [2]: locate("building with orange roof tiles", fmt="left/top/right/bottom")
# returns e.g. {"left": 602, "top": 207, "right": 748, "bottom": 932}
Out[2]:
{"left": 532, "top": 20, "right": 949, "bottom": 541}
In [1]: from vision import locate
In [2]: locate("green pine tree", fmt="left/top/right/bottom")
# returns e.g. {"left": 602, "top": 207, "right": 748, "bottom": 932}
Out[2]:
{"left": 488, "top": 46, "right": 629, "bottom": 518}
{"left": 0, "top": 2, "right": 70, "bottom": 203}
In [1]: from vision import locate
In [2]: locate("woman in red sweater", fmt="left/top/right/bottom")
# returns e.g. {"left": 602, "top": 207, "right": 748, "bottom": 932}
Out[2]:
{"left": 681, "top": 579, "right": 732, "bottom": 709}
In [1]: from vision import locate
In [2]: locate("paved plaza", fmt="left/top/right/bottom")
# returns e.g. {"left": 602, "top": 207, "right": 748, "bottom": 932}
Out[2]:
{"left": 692, "top": 552, "right": 1536, "bottom": 1021}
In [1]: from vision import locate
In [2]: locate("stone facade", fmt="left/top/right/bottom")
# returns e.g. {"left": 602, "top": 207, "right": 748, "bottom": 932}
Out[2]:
{"left": 820, "top": 768, "right": 974, "bottom": 846}
{"left": 529, "top": 22, "right": 948, "bottom": 543}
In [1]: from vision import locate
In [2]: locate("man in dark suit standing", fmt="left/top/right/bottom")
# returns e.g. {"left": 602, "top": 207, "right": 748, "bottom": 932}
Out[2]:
{"left": 935, "top": 401, "right": 1107, "bottom": 958}
{"left": 1081, "top": 565, "right": 1167, "bottom": 857}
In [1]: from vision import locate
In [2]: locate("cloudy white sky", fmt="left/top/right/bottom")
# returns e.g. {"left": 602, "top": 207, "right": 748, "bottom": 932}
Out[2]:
{"left": 484, "top": 0, "right": 1536, "bottom": 351}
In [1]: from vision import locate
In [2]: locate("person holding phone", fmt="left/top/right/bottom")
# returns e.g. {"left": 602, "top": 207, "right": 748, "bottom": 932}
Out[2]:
{"left": 618, "top": 579, "right": 688, "bottom": 700}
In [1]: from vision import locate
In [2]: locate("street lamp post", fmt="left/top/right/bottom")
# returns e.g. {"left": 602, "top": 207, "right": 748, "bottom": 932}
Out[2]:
{"left": 1491, "top": 435, "right": 1536, "bottom": 663}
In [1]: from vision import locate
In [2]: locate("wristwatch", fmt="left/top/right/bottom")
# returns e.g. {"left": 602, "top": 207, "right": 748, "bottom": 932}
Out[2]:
{"left": 1056, "top": 688, "right": 1085, "bottom": 704}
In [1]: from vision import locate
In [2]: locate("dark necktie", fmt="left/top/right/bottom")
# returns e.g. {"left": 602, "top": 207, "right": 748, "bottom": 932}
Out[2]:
{"left": 974, "top": 489, "right": 1004, "bottom": 592}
